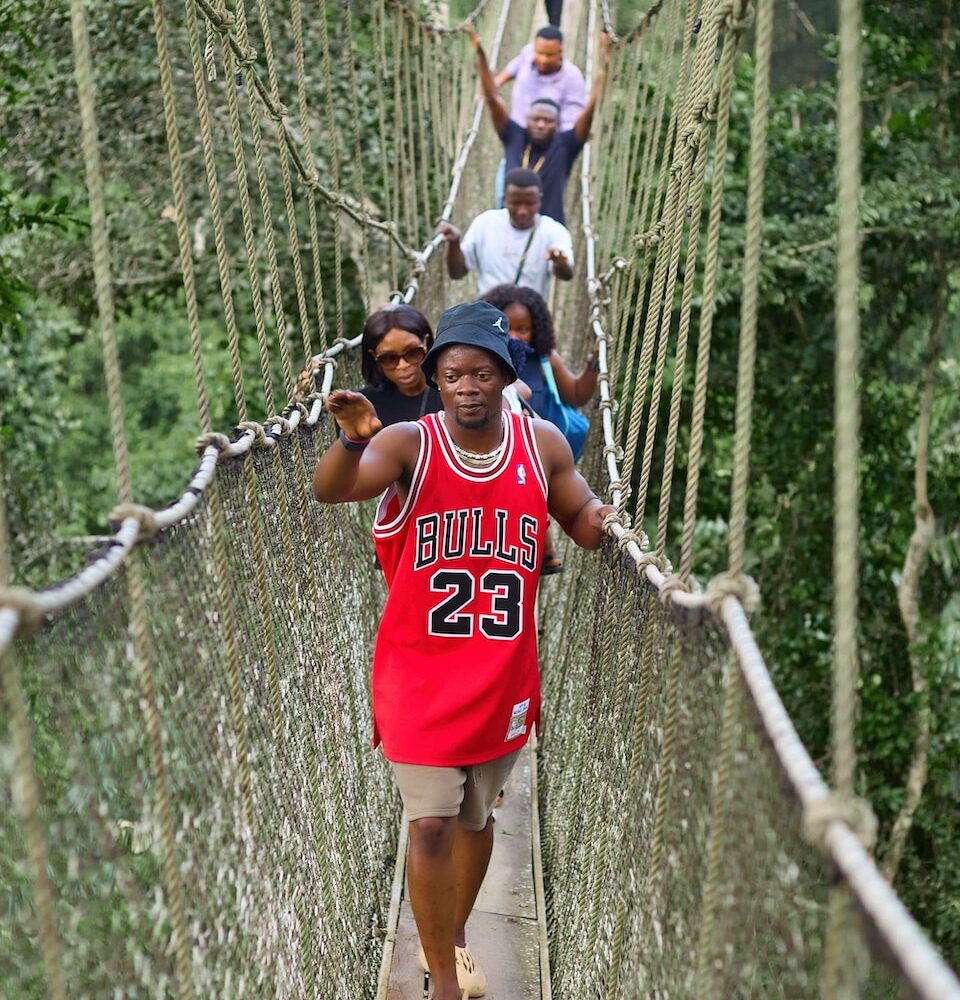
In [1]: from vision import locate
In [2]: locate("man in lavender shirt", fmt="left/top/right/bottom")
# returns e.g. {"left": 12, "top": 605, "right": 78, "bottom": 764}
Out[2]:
{"left": 494, "top": 26, "right": 586, "bottom": 131}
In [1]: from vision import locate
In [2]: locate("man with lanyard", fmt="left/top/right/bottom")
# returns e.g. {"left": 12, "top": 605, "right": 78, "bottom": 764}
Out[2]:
{"left": 463, "top": 22, "right": 610, "bottom": 226}
{"left": 312, "top": 301, "right": 614, "bottom": 1000}
{"left": 436, "top": 168, "right": 573, "bottom": 298}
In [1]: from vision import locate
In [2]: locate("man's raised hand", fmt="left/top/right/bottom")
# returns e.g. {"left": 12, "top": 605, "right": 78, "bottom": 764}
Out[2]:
{"left": 326, "top": 390, "right": 382, "bottom": 442}
{"left": 458, "top": 22, "right": 482, "bottom": 50}
{"left": 436, "top": 220, "right": 461, "bottom": 243}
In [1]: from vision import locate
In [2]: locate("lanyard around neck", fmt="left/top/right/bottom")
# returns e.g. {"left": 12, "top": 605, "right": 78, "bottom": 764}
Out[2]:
{"left": 521, "top": 144, "right": 546, "bottom": 173}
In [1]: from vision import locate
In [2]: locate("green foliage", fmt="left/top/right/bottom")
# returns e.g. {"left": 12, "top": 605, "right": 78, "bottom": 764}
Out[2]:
{"left": 0, "top": 0, "right": 958, "bottom": 976}
{"left": 675, "top": 1, "right": 960, "bottom": 963}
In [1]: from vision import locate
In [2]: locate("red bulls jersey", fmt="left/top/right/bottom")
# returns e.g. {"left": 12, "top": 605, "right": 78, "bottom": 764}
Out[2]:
{"left": 371, "top": 409, "right": 549, "bottom": 765}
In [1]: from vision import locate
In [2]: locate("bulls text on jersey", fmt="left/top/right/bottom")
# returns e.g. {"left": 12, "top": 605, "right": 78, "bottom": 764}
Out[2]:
{"left": 413, "top": 507, "right": 540, "bottom": 573}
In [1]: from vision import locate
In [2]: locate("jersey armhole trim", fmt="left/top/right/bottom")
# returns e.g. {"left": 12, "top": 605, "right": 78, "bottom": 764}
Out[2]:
{"left": 373, "top": 422, "right": 430, "bottom": 538}
{"left": 519, "top": 414, "right": 549, "bottom": 501}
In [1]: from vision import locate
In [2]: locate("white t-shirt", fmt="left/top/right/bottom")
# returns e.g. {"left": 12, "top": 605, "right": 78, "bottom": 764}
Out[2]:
{"left": 460, "top": 209, "right": 574, "bottom": 299}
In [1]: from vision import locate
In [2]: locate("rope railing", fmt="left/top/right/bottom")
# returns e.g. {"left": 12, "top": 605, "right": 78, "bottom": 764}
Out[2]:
{"left": 3, "top": 0, "right": 960, "bottom": 997}
{"left": 0, "top": 3, "right": 506, "bottom": 995}
{"left": 557, "top": 0, "right": 960, "bottom": 996}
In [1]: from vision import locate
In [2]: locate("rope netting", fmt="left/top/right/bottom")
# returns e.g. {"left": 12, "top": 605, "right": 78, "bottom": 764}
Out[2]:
{"left": 1, "top": 1, "right": 958, "bottom": 998}
{"left": 538, "top": 1, "right": 959, "bottom": 998}
{"left": 0, "top": 0, "right": 514, "bottom": 995}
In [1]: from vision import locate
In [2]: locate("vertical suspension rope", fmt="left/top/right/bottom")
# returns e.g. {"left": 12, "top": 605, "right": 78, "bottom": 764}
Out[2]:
{"left": 183, "top": 3, "right": 246, "bottom": 419}
{"left": 727, "top": 0, "right": 773, "bottom": 577}
{"left": 695, "top": 0, "right": 772, "bottom": 991}
{"left": 651, "top": 0, "right": 724, "bottom": 557}
{"left": 678, "top": 3, "right": 747, "bottom": 579}
{"left": 290, "top": 0, "right": 328, "bottom": 355}
{"left": 341, "top": 0, "right": 372, "bottom": 308}
{"left": 373, "top": 2, "right": 399, "bottom": 290}
{"left": 401, "top": 20, "right": 423, "bottom": 248}
{"left": 252, "top": 0, "right": 314, "bottom": 369}
{"left": 213, "top": 11, "right": 276, "bottom": 416}
{"left": 230, "top": 0, "right": 295, "bottom": 401}
{"left": 0, "top": 456, "right": 66, "bottom": 1000}
{"left": 821, "top": 0, "right": 865, "bottom": 993}
{"left": 73, "top": 0, "right": 195, "bottom": 993}
{"left": 621, "top": 0, "right": 699, "bottom": 528}
{"left": 831, "top": 0, "right": 863, "bottom": 811}
{"left": 393, "top": 20, "right": 410, "bottom": 247}
{"left": 317, "top": 0, "right": 346, "bottom": 343}
{"left": 613, "top": 0, "right": 683, "bottom": 472}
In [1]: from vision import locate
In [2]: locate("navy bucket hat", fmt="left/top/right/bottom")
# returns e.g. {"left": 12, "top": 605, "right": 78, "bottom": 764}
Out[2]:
{"left": 421, "top": 301, "right": 518, "bottom": 385}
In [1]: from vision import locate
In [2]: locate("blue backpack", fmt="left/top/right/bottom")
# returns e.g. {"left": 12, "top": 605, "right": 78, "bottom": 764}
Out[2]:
{"left": 537, "top": 357, "right": 589, "bottom": 462}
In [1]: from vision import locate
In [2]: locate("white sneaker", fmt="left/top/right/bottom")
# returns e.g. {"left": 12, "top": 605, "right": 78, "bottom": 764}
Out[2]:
{"left": 418, "top": 943, "right": 488, "bottom": 997}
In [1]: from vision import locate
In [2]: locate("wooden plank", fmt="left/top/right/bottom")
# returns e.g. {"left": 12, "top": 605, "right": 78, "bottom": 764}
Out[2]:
{"left": 377, "top": 810, "right": 410, "bottom": 998}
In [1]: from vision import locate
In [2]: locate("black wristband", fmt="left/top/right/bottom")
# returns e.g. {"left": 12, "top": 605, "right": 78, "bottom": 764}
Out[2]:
{"left": 338, "top": 430, "right": 369, "bottom": 452}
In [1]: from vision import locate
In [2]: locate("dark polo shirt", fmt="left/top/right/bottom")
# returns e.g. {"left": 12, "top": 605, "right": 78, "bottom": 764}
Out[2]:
{"left": 499, "top": 119, "right": 584, "bottom": 226}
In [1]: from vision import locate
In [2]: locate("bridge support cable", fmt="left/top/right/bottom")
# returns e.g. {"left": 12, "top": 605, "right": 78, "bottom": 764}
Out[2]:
{"left": 4, "top": 0, "right": 960, "bottom": 996}
{"left": 0, "top": 2, "right": 510, "bottom": 997}
{"left": 563, "top": 0, "right": 960, "bottom": 997}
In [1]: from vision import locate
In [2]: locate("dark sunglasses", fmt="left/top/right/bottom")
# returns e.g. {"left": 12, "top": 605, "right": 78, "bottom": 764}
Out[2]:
{"left": 372, "top": 345, "right": 426, "bottom": 370}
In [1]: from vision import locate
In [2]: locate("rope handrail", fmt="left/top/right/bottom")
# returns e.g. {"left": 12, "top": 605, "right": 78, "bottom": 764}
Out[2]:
{"left": 0, "top": 0, "right": 513, "bottom": 658}
{"left": 577, "top": 1, "right": 960, "bottom": 995}
{"left": 386, "top": 0, "right": 492, "bottom": 34}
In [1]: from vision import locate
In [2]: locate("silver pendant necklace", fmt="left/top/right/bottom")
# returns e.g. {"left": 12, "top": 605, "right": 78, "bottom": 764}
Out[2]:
{"left": 445, "top": 413, "right": 507, "bottom": 468}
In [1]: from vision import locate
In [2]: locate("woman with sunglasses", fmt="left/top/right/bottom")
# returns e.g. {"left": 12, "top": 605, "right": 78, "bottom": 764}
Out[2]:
{"left": 357, "top": 304, "right": 442, "bottom": 425}
{"left": 298, "top": 302, "right": 532, "bottom": 441}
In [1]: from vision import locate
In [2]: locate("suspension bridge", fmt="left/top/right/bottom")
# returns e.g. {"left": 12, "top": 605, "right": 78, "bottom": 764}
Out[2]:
{"left": 1, "top": 0, "right": 958, "bottom": 997}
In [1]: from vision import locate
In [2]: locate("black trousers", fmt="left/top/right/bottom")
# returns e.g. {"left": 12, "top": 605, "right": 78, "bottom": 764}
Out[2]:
{"left": 545, "top": 0, "right": 563, "bottom": 27}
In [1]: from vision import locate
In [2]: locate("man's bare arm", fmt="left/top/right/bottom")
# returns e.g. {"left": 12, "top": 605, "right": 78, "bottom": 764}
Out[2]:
{"left": 573, "top": 34, "right": 612, "bottom": 145}
{"left": 534, "top": 420, "right": 613, "bottom": 548}
{"left": 436, "top": 221, "right": 468, "bottom": 280}
{"left": 312, "top": 391, "right": 418, "bottom": 503}
{"left": 461, "top": 24, "right": 510, "bottom": 135}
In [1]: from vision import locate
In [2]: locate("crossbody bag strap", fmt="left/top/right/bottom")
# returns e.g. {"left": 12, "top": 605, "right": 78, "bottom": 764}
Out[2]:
{"left": 540, "top": 355, "right": 570, "bottom": 434}
{"left": 513, "top": 221, "right": 539, "bottom": 284}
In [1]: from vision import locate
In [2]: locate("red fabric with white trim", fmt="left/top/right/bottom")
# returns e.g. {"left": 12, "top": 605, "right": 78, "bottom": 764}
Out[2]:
{"left": 372, "top": 410, "right": 548, "bottom": 765}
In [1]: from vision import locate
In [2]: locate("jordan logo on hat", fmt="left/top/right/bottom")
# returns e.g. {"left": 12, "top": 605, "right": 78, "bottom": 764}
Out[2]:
{"left": 493, "top": 316, "right": 506, "bottom": 332}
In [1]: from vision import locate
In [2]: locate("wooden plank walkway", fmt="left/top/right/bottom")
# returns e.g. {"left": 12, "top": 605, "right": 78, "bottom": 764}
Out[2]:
{"left": 378, "top": 744, "right": 545, "bottom": 1000}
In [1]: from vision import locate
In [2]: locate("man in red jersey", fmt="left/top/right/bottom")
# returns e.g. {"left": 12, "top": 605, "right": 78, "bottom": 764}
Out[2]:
{"left": 313, "top": 301, "right": 613, "bottom": 1000}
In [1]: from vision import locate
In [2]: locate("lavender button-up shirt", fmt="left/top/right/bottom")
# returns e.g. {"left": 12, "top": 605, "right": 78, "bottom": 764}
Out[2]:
{"left": 502, "top": 43, "right": 587, "bottom": 131}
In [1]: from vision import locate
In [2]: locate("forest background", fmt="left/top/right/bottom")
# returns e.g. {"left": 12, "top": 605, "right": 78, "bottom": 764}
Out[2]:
{"left": 1, "top": 0, "right": 958, "bottom": 969}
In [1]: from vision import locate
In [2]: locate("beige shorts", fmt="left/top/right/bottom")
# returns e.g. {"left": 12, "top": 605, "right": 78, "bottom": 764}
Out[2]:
{"left": 390, "top": 748, "right": 523, "bottom": 831}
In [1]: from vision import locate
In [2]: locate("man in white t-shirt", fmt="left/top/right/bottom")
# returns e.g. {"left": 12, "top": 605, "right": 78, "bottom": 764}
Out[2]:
{"left": 436, "top": 168, "right": 574, "bottom": 299}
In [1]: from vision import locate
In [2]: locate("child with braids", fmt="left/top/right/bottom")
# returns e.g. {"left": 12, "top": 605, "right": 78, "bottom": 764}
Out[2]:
{"left": 482, "top": 283, "right": 599, "bottom": 574}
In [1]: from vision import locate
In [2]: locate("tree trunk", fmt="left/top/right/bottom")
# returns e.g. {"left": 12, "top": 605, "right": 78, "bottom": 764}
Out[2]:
{"left": 882, "top": 271, "right": 944, "bottom": 883}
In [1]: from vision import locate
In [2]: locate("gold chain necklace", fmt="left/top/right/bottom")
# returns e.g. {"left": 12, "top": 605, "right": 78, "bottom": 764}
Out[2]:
{"left": 445, "top": 414, "right": 507, "bottom": 468}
